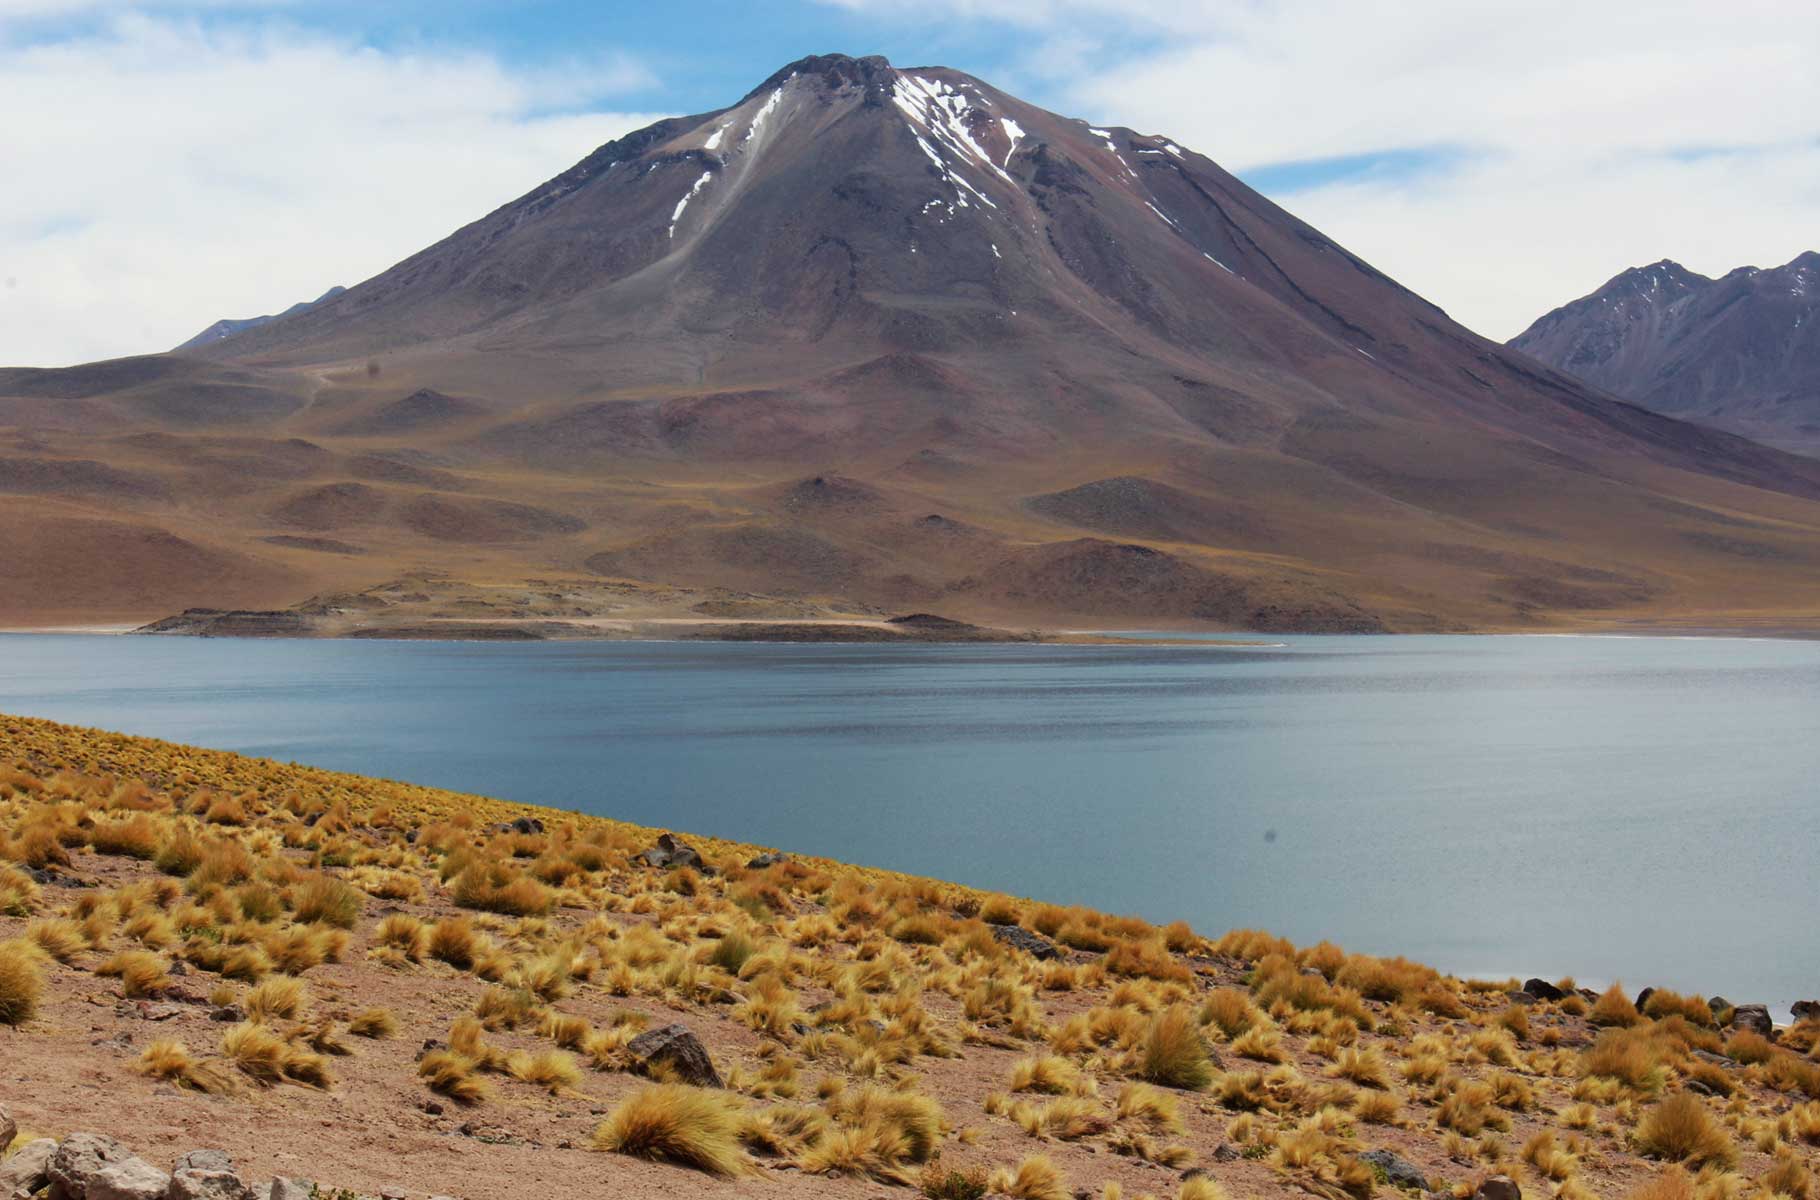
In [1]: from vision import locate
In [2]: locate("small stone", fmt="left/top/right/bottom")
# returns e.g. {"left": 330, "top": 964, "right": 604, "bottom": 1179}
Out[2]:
{"left": 1361, "top": 1149, "right": 1429, "bottom": 1191}
{"left": 626, "top": 1023, "right": 722, "bottom": 1088}
{"left": 266, "top": 1180, "right": 315, "bottom": 1200}
{"left": 380, "top": 1187, "right": 408, "bottom": 1200}
{"left": 1211, "top": 1144, "right": 1241, "bottom": 1163}
{"left": 208, "top": 1006, "right": 244, "bottom": 1022}
{"left": 1504, "top": 989, "right": 1538, "bottom": 1006}
{"left": 745, "top": 851, "right": 788, "bottom": 870}
{"left": 417, "top": 1098, "right": 445, "bottom": 1116}
{"left": 0, "top": 1106, "right": 15, "bottom": 1156}
{"left": 1475, "top": 1175, "right": 1522, "bottom": 1200}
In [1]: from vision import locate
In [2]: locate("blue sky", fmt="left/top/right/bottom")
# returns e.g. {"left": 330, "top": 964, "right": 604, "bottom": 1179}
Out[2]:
{"left": 1, "top": 0, "right": 1814, "bottom": 364}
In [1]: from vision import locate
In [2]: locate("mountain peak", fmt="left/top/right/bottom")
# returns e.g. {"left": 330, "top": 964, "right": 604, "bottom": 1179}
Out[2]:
{"left": 746, "top": 52, "right": 897, "bottom": 99}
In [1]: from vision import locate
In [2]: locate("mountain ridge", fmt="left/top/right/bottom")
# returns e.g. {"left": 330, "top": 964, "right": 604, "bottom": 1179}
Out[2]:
{"left": 1510, "top": 252, "right": 1820, "bottom": 454}
{"left": 8, "top": 53, "right": 1820, "bottom": 633}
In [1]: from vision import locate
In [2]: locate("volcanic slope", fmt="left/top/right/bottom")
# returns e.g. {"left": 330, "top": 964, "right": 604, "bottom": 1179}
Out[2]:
{"left": 1511, "top": 254, "right": 1820, "bottom": 457}
{"left": 10, "top": 55, "right": 1820, "bottom": 632}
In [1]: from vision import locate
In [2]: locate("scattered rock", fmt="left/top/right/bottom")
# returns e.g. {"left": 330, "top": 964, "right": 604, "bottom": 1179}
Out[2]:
{"left": 208, "top": 1006, "right": 244, "bottom": 1022}
{"left": 265, "top": 1180, "right": 314, "bottom": 1200}
{"left": 172, "top": 1153, "right": 233, "bottom": 1176}
{"left": 1708, "top": 996, "right": 1731, "bottom": 1016}
{"left": 0, "top": 1106, "right": 15, "bottom": 1155}
{"left": 1521, "top": 978, "right": 1565, "bottom": 1001}
{"left": 509, "top": 817, "right": 544, "bottom": 836}
{"left": 1211, "top": 1144, "right": 1241, "bottom": 1163}
{"left": 991, "top": 924, "right": 1061, "bottom": 961}
{"left": 1731, "top": 1005, "right": 1774, "bottom": 1038}
{"left": 1504, "top": 990, "right": 1538, "bottom": 1006}
{"left": 1792, "top": 1000, "right": 1819, "bottom": 1022}
{"left": 637, "top": 833, "right": 706, "bottom": 872}
{"left": 745, "top": 852, "right": 788, "bottom": 870}
{"left": 168, "top": 1165, "right": 252, "bottom": 1200}
{"left": 1691, "top": 1049, "right": 1737, "bottom": 1067}
{"left": 1475, "top": 1175, "right": 1522, "bottom": 1200}
{"left": 1360, "top": 1149, "right": 1429, "bottom": 1191}
{"left": 418, "top": 1098, "right": 446, "bottom": 1116}
{"left": 1575, "top": 988, "right": 1600, "bottom": 1003}
{"left": 1635, "top": 987, "right": 1656, "bottom": 1012}
{"left": 1686, "top": 1079, "right": 1721, "bottom": 1097}
{"left": 0, "top": 1138, "right": 56, "bottom": 1199}
{"left": 50, "top": 1132, "right": 132, "bottom": 1197}
{"left": 82, "top": 1155, "right": 170, "bottom": 1200}
{"left": 135, "top": 1002, "right": 185, "bottom": 1022}
{"left": 626, "top": 1023, "right": 722, "bottom": 1088}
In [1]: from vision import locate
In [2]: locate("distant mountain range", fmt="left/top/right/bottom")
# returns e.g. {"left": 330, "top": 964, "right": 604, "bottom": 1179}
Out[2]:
{"left": 7, "top": 54, "right": 1820, "bottom": 632}
{"left": 1511, "top": 253, "right": 1819, "bottom": 454}
{"left": 174, "top": 286, "right": 346, "bottom": 351}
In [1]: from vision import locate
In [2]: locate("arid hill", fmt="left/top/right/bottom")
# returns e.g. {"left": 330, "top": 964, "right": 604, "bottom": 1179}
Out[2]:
{"left": 9, "top": 56, "right": 1820, "bottom": 631}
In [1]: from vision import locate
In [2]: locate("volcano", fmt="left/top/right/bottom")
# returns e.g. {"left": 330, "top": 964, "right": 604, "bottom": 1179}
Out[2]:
{"left": 8, "top": 53, "right": 1820, "bottom": 633}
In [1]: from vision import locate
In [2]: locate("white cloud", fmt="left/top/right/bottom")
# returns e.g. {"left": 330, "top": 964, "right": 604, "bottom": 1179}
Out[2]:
{"left": 823, "top": 0, "right": 1820, "bottom": 339}
{"left": 0, "top": 15, "right": 663, "bottom": 366}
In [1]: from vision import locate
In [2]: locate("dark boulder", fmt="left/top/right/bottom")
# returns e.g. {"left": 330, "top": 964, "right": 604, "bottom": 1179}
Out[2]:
{"left": 992, "top": 924, "right": 1062, "bottom": 961}
{"left": 626, "top": 1023, "right": 722, "bottom": 1088}
{"left": 1792, "top": 1000, "right": 1820, "bottom": 1022}
{"left": 1730, "top": 1004, "right": 1774, "bottom": 1038}
{"left": 1475, "top": 1175, "right": 1522, "bottom": 1200}
{"left": 1360, "top": 1149, "right": 1429, "bottom": 1191}
{"left": 745, "top": 851, "right": 789, "bottom": 870}
{"left": 1522, "top": 978, "right": 1566, "bottom": 1001}
{"left": 1635, "top": 987, "right": 1656, "bottom": 1012}
{"left": 509, "top": 817, "right": 544, "bottom": 836}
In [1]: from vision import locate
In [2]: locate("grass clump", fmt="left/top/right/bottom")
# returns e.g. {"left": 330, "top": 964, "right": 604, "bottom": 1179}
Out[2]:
{"left": 591, "top": 1084, "right": 750, "bottom": 1176}
{"left": 291, "top": 874, "right": 363, "bottom": 928}
{"left": 135, "top": 1038, "right": 236, "bottom": 1094}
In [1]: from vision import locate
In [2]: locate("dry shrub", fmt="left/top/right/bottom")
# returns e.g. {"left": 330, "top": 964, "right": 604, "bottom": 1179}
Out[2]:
{"left": 89, "top": 815, "right": 161, "bottom": 860}
{"left": 99, "top": 949, "right": 170, "bottom": 997}
{"left": 1582, "top": 1029, "right": 1667, "bottom": 1093}
{"left": 451, "top": 865, "right": 553, "bottom": 917}
{"left": 0, "top": 939, "right": 44, "bottom": 1025}
{"left": 291, "top": 874, "right": 363, "bottom": 928}
{"left": 1140, "top": 1006, "right": 1214, "bottom": 1090}
{"left": 420, "top": 1049, "right": 490, "bottom": 1105}
{"left": 1634, "top": 1094, "right": 1735, "bottom": 1167}
{"left": 592, "top": 1084, "right": 750, "bottom": 1176}
{"left": 135, "top": 1038, "right": 236, "bottom": 1094}
{"left": 1590, "top": 983, "right": 1642, "bottom": 1027}
{"left": 986, "top": 1155, "right": 1069, "bottom": 1200}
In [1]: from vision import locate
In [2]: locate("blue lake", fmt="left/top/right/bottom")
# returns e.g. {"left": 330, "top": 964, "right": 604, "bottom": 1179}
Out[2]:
{"left": 1, "top": 632, "right": 1815, "bottom": 1016}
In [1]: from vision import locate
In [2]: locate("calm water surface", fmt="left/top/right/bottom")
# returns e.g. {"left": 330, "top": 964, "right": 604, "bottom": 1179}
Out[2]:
{"left": 1, "top": 633, "right": 1814, "bottom": 1014}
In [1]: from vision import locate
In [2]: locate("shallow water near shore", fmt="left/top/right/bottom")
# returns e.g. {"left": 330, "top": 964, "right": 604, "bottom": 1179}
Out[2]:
{"left": 2, "top": 632, "right": 1815, "bottom": 1015}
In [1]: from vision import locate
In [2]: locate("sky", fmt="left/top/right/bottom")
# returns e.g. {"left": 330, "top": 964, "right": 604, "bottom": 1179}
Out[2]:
{"left": 2, "top": 0, "right": 1816, "bottom": 366}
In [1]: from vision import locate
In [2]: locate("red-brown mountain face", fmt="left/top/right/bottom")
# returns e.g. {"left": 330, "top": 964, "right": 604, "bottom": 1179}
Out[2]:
{"left": 1511, "top": 254, "right": 1820, "bottom": 454}
{"left": 9, "top": 54, "right": 1820, "bottom": 633}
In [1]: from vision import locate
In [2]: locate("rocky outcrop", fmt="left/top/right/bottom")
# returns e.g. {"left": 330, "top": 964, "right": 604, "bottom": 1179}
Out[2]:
{"left": 1792, "top": 1000, "right": 1819, "bottom": 1022}
{"left": 626, "top": 1023, "right": 723, "bottom": 1087}
{"left": 0, "top": 1131, "right": 326, "bottom": 1200}
{"left": 637, "top": 833, "right": 707, "bottom": 872}
{"left": 1730, "top": 1004, "right": 1774, "bottom": 1038}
